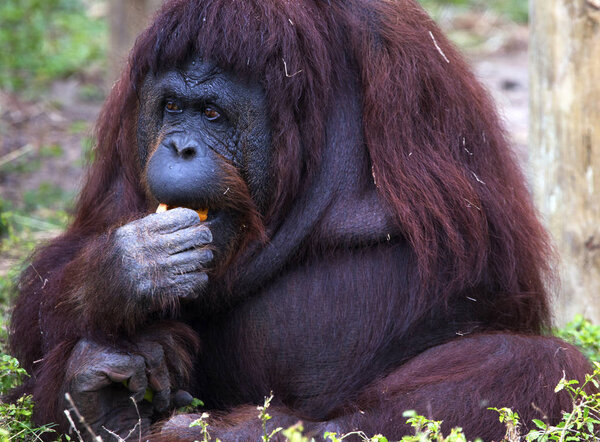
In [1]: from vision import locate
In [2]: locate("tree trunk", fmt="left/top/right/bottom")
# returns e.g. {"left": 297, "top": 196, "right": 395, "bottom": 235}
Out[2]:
{"left": 530, "top": 0, "right": 600, "bottom": 324}
{"left": 108, "top": 0, "right": 163, "bottom": 82}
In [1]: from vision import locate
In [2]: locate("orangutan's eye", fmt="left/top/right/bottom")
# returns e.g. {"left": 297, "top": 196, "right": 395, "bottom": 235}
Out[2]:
{"left": 203, "top": 107, "right": 221, "bottom": 121}
{"left": 165, "top": 101, "right": 182, "bottom": 113}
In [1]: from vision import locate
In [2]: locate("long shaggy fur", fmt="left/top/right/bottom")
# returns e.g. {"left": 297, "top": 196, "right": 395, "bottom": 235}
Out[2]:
{"left": 131, "top": 0, "right": 551, "bottom": 329}
{"left": 9, "top": 0, "right": 577, "bottom": 439}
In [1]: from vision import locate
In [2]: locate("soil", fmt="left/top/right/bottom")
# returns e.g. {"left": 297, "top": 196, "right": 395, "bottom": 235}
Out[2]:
{"left": 0, "top": 21, "right": 530, "bottom": 276}
{"left": 0, "top": 80, "right": 99, "bottom": 204}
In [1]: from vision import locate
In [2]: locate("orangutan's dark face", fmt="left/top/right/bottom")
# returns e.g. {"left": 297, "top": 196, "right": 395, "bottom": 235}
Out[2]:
{"left": 137, "top": 58, "right": 272, "bottom": 261}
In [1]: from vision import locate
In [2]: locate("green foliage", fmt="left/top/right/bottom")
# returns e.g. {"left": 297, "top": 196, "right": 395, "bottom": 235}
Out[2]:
{"left": 394, "top": 410, "right": 470, "bottom": 442}
{"left": 0, "top": 193, "right": 69, "bottom": 263}
{"left": 0, "top": 183, "right": 72, "bottom": 350}
{"left": 190, "top": 412, "right": 215, "bottom": 442}
{"left": 0, "top": 354, "right": 27, "bottom": 392}
{"left": 282, "top": 424, "right": 311, "bottom": 442}
{"left": 179, "top": 397, "right": 205, "bottom": 413}
{"left": 79, "top": 135, "right": 98, "bottom": 165}
{"left": 0, "top": 355, "right": 57, "bottom": 441}
{"left": 488, "top": 407, "right": 521, "bottom": 441}
{"left": 0, "top": 152, "right": 42, "bottom": 175}
{"left": 0, "top": 0, "right": 106, "bottom": 92}
{"left": 556, "top": 315, "right": 600, "bottom": 362}
{"left": 68, "top": 120, "right": 89, "bottom": 135}
{"left": 324, "top": 430, "right": 389, "bottom": 442}
{"left": 0, "top": 266, "right": 18, "bottom": 306}
{"left": 258, "top": 393, "right": 283, "bottom": 442}
{"left": 523, "top": 363, "right": 600, "bottom": 441}
{"left": 23, "top": 182, "right": 74, "bottom": 218}
{"left": 0, "top": 198, "right": 9, "bottom": 239}
{"left": 40, "top": 144, "right": 65, "bottom": 158}
{"left": 418, "top": 0, "right": 529, "bottom": 23}
{"left": 0, "top": 265, "right": 18, "bottom": 347}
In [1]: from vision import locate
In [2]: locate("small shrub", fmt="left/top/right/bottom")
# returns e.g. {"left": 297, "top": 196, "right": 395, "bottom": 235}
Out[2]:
{"left": 0, "top": 354, "right": 57, "bottom": 440}
{"left": 556, "top": 315, "right": 600, "bottom": 362}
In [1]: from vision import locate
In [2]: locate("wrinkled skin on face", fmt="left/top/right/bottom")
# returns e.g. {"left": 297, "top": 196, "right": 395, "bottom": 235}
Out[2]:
{"left": 60, "top": 60, "right": 272, "bottom": 438}
{"left": 138, "top": 59, "right": 272, "bottom": 267}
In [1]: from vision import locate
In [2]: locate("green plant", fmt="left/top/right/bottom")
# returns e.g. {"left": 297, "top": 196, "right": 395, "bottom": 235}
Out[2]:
{"left": 0, "top": 266, "right": 18, "bottom": 306}
{"left": 258, "top": 393, "right": 284, "bottom": 442}
{"left": 524, "top": 363, "right": 600, "bottom": 441}
{"left": 418, "top": 0, "right": 528, "bottom": 23}
{"left": 0, "top": 198, "right": 9, "bottom": 238}
{"left": 79, "top": 135, "right": 98, "bottom": 165}
{"left": 23, "top": 181, "right": 74, "bottom": 217}
{"left": 179, "top": 397, "right": 205, "bottom": 413}
{"left": 190, "top": 412, "right": 215, "bottom": 442}
{"left": 324, "top": 430, "right": 390, "bottom": 442}
{"left": 556, "top": 315, "right": 600, "bottom": 362}
{"left": 40, "top": 144, "right": 65, "bottom": 158}
{"left": 267, "top": 363, "right": 600, "bottom": 441}
{"left": 68, "top": 120, "right": 90, "bottom": 135}
{"left": 0, "top": 185, "right": 71, "bottom": 262}
{"left": 488, "top": 408, "right": 521, "bottom": 442}
{"left": 282, "top": 423, "right": 311, "bottom": 442}
{"left": 0, "top": 355, "right": 57, "bottom": 441}
{"left": 0, "top": 153, "right": 42, "bottom": 175}
{"left": 0, "top": 354, "right": 27, "bottom": 392}
{"left": 0, "top": 0, "right": 106, "bottom": 92}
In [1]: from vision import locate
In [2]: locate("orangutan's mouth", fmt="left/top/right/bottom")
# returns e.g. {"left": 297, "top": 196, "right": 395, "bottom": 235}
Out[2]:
{"left": 156, "top": 203, "right": 209, "bottom": 221}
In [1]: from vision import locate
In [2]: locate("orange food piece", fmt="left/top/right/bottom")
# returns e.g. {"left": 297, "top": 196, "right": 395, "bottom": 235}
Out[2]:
{"left": 196, "top": 208, "right": 209, "bottom": 221}
{"left": 156, "top": 204, "right": 208, "bottom": 221}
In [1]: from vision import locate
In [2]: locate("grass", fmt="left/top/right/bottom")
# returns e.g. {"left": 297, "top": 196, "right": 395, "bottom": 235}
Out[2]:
{"left": 0, "top": 185, "right": 68, "bottom": 439}
{"left": 0, "top": 0, "right": 100, "bottom": 379}
{"left": 0, "top": 355, "right": 58, "bottom": 441}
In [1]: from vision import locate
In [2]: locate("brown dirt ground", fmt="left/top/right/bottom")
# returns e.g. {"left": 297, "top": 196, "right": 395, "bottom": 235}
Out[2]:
{"left": 0, "top": 80, "right": 99, "bottom": 204}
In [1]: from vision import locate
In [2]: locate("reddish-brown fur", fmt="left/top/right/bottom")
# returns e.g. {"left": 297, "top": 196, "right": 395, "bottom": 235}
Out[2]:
{"left": 9, "top": 0, "right": 593, "bottom": 440}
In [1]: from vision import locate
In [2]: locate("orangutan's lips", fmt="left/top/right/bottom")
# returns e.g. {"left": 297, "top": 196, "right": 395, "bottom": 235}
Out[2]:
{"left": 156, "top": 203, "right": 209, "bottom": 221}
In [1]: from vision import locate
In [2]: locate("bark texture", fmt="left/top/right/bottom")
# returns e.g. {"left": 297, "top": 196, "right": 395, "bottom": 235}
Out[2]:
{"left": 108, "top": 0, "right": 163, "bottom": 82}
{"left": 530, "top": 0, "right": 600, "bottom": 324}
